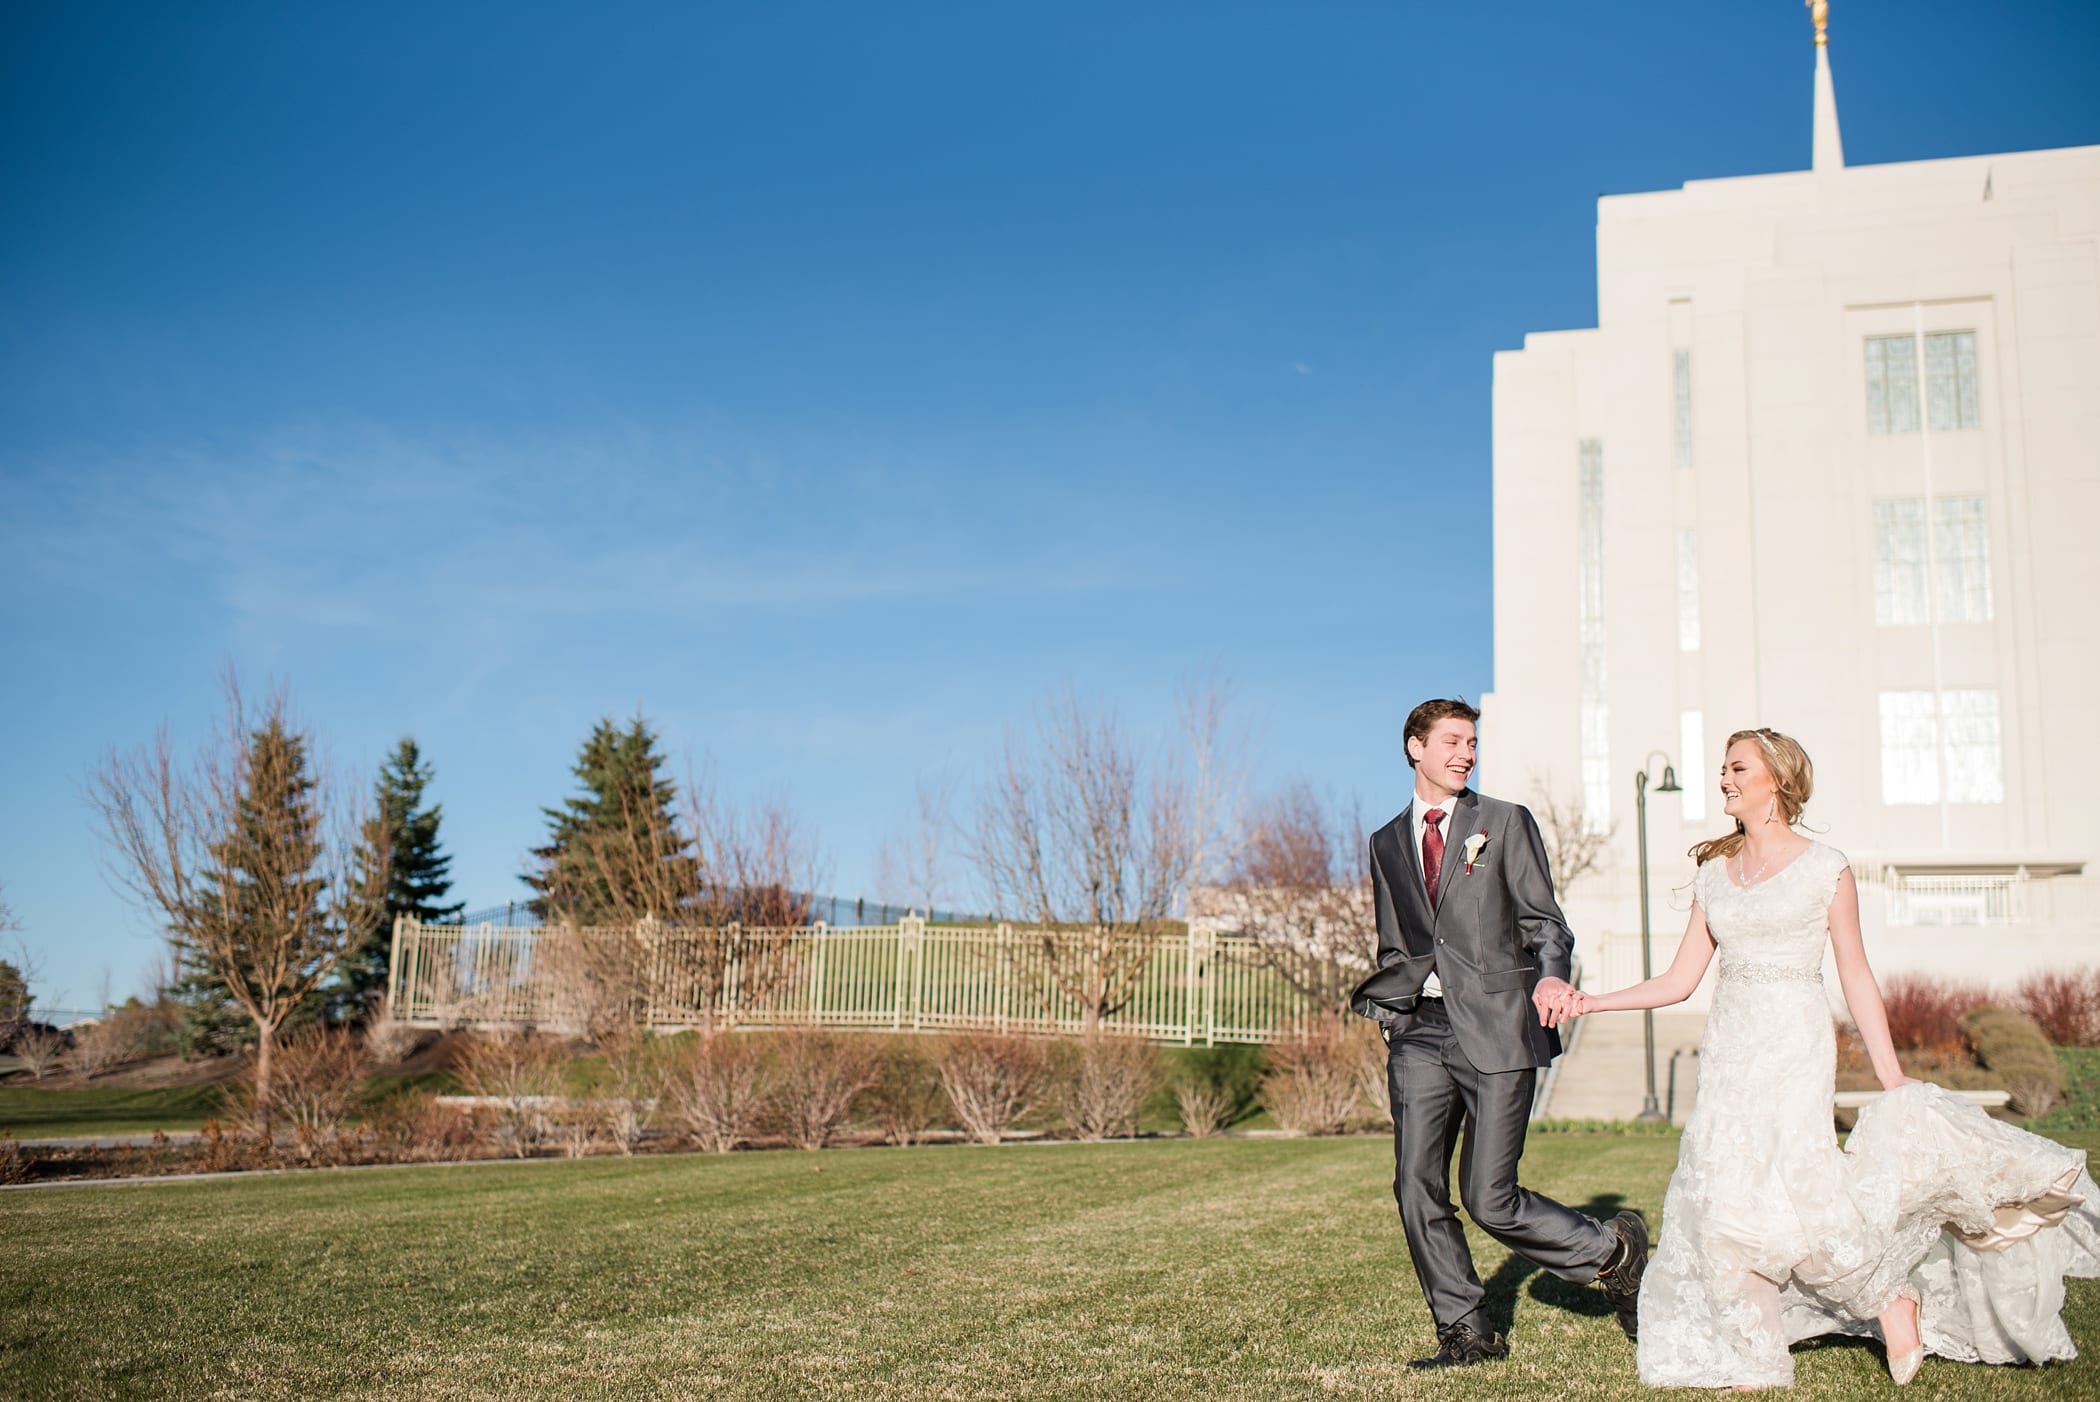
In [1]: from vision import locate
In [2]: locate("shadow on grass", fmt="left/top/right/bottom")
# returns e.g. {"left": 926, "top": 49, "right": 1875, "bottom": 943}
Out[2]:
{"left": 1482, "top": 1192, "right": 1624, "bottom": 1339}
{"left": 1484, "top": 1195, "right": 1894, "bottom": 1369}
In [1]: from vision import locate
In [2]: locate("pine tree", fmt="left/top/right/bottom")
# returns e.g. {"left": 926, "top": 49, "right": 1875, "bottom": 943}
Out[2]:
{"left": 172, "top": 715, "right": 327, "bottom": 1056}
{"left": 332, "top": 737, "right": 462, "bottom": 1021}
{"left": 526, "top": 716, "right": 697, "bottom": 923}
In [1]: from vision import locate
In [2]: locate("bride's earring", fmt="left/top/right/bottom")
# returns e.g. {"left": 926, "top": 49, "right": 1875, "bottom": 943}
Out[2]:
{"left": 1765, "top": 796, "right": 1777, "bottom": 825}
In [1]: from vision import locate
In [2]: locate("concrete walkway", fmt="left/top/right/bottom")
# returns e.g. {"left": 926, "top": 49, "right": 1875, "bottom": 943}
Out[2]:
{"left": 9, "top": 1131, "right": 203, "bottom": 1149}
{"left": 1543, "top": 1011, "right": 1707, "bottom": 1123}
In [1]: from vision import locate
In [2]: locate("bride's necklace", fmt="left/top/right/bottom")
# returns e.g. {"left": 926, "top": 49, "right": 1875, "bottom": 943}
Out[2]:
{"left": 1734, "top": 847, "right": 1775, "bottom": 887}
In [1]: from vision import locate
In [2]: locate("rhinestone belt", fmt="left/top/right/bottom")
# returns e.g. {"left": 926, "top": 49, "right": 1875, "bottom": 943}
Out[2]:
{"left": 1719, "top": 960, "right": 1823, "bottom": 986}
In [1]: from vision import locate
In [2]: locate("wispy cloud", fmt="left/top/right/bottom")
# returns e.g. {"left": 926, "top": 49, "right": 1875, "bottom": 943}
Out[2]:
{"left": 2, "top": 415, "right": 1154, "bottom": 643}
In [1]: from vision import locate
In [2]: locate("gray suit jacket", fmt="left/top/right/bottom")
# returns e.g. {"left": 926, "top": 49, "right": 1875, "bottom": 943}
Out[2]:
{"left": 1348, "top": 788, "right": 1575, "bottom": 1074}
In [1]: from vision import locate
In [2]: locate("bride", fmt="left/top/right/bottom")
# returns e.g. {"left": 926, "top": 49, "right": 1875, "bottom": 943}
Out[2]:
{"left": 1556, "top": 727, "right": 2099, "bottom": 1388}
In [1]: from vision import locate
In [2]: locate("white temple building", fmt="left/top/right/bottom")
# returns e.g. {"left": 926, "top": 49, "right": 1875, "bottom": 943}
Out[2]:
{"left": 1480, "top": 12, "right": 2100, "bottom": 1013}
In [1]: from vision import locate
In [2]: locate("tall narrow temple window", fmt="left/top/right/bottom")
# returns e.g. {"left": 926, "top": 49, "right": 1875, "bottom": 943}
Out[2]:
{"left": 1673, "top": 350, "right": 1694, "bottom": 469}
{"left": 1940, "top": 689, "right": 2004, "bottom": 804}
{"left": 1933, "top": 495, "right": 1993, "bottom": 622}
{"left": 1924, "top": 331, "right": 1981, "bottom": 431}
{"left": 1872, "top": 499, "right": 1930, "bottom": 625}
{"left": 1578, "top": 439, "right": 1610, "bottom": 831}
{"left": 1878, "top": 691, "right": 1941, "bottom": 804}
{"left": 1676, "top": 530, "right": 1701, "bottom": 650}
{"left": 1877, "top": 689, "right": 2006, "bottom": 806}
{"left": 1679, "top": 710, "right": 1707, "bottom": 822}
{"left": 1865, "top": 334, "right": 1920, "bottom": 434}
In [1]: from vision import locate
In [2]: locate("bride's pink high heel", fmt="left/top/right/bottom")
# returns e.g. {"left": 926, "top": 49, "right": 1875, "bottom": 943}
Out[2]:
{"left": 1885, "top": 1285, "right": 1923, "bottom": 1386}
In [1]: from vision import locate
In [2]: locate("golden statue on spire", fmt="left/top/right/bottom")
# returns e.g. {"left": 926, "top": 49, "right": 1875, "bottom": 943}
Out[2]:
{"left": 1809, "top": 0, "right": 1829, "bottom": 47}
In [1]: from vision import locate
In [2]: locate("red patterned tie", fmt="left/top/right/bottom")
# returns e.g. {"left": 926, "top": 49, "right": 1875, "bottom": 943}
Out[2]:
{"left": 1423, "top": 809, "right": 1446, "bottom": 906}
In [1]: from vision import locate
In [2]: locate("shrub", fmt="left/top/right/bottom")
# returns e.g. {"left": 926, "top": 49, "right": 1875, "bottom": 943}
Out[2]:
{"left": 1962, "top": 1004, "right": 2067, "bottom": 1117}
{"left": 455, "top": 1031, "right": 569, "bottom": 1157}
{"left": 595, "top": 1031, "right": 666, "bottom": 1155}
{"left": 1173, "top": 1076, "right": 1235, "bottom": 1137}
{"left": 362, "top": 997, "right": 424, "bottom": 1065}
{"left": 1880, "top": 973, "right": 1992, "bottom": 1052}
{"left": 771, "top": 1029, "right": 880, "bottom": 1150}
{"left": 2023, "top": 1047, "right": 2100, "bottom": 1135}
{"left": 1258, "top": 1015, "right": 1362, "bottom": 1136}
{"left": 2012, "top": 967, "right": 2100, "bottom": 1048}
{"left": 867, "top": 1037, "right": 947, "bottom": 1146}
{"left": 1159, "top": 1045, "right": 1263, "bottom": 1134}
{"left": 532, "top": 925, "right": 650, "bottom": 1044}
{"left": 369, "top": 1090, "right": 481, "bottom": 1163}
{"left": 12, "top": 1024, "right": 67, "bottom": 1079}
{"left": 258, "top": 1026, "right": 367, "bottom": 1155}
{"left": 1052, "top": 1033, "right": 1160, "bottom": 1141}
{"left": 547, "top": 1100, "right": 604, "bottom": 1159}
{"left": 0, "top": 1132, "right": 28, "bottom": 1186}
{"left": 194, "top": 1117, "right": 293, "bottom": 1173}
{"left": 1352, "top": 1019, "right": 1393, "bottom": 1129}
{"left": 64, "top": 1000, "right": 179, "bottom": 1077}
{"left": 939, "top": 1033, "right": 1049, "bottom": 1145}
{"left": 665, "top": 1034, "right": 775, "bottom": 1153}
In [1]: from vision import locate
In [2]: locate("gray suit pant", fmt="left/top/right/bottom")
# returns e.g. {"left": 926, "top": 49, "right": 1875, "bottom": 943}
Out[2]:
{"left": 1388, "top": 998, "right": 1616, "bottom": 1334}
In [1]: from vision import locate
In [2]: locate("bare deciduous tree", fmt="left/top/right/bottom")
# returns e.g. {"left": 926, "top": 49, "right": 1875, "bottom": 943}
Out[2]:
{"left": 86, "top": 677, "right": 389, "bottom": 1125}
{"left": 1214, "top": 784, "right": 1373, "bottom": 1014}
{"left": 966, "top": 688, "right": 1229, "bottom": 1030}
{"left": 1528, "top": 778, "right": 1616, "bottom": 900}
{"left": 534, "top": 767, "right": 823, "bottom": 1039}
{"left": 876, "top": 776, "right": 954, "bottom": 916}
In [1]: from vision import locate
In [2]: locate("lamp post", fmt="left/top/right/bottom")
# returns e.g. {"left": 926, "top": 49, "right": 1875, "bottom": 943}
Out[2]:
{"left": 1634, "top": 752, "right": 1682, "bottom": 1122}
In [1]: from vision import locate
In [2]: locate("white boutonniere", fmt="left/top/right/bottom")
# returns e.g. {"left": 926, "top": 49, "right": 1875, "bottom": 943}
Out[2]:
{"left": 1462, "top": 831, "right": 1489, "bottom": 873}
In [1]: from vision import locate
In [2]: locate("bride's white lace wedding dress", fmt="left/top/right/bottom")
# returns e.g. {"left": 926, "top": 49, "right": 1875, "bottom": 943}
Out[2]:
{"left": 1636, "top": 841, "right": 2100, "bottom": 1389}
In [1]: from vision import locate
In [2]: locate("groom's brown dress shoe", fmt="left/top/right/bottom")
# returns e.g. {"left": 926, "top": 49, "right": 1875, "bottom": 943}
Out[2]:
{"left": 1407, "top": 1322, "right": 1509, "bottom": 1370}
{"left": 1596, "top": 1209, "right": 1650, "bottom": 1341}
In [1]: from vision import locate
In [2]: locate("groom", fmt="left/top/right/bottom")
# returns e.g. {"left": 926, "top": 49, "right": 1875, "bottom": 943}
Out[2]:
{"left": 1351, "top": 698, "right": 1647, "bottom": 1368}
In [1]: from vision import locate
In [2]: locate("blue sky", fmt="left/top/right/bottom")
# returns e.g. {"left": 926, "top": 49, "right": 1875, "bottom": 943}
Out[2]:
{"left": 4, "top": 2, "right": 2097, "bottom": 1009}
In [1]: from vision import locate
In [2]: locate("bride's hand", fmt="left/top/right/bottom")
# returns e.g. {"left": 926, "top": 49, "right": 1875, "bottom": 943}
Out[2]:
{"left": 1881, "top": 1075, "right": 1924, "bottom": 1091}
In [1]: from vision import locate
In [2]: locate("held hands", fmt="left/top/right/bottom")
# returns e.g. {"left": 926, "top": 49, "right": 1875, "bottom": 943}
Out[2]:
{"left": 1533, "top": 977, "right": 1594, "bottom": 1029}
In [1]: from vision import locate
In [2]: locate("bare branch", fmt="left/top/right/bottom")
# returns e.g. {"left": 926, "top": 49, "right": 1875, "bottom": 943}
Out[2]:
{"left": 1209, "top": 783, "right": 1372, "bottom": 1014}
{"left": 531, "top": 760, "right": 826, "bottom": 1039}
{"left": 964, "top": 688, "right": 1221, "bottom": 1029}
{"left": 876, "top": 775, "right": 954, "bottom": 916}
{"left": 1527, "top": 776, "right": 1616, "bottom": 900}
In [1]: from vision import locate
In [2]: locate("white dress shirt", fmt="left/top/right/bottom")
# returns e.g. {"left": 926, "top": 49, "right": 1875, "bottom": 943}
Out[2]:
{"left": 1410, "top": 792, "right": 1458, "bottom": 998}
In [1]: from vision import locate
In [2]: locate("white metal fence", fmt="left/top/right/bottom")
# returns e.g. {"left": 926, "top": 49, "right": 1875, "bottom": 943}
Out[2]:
{"left": 387, "top": 916, "right": 1317, "bottom": 1044}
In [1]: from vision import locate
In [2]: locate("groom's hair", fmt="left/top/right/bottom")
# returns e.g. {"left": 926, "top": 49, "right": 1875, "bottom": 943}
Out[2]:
{"left": 1403, "top": 697, "right": 1480, "bottom": 767}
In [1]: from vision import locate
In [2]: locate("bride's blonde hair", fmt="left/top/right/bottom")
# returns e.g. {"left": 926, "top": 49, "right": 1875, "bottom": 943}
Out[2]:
{"left": 1688, "top": 727, "right": 1814, "bottom": 865}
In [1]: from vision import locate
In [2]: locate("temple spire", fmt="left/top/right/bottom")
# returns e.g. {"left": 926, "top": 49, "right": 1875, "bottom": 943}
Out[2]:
{"left": 1810, "top": 1, "right": 1844, "bottom": 171}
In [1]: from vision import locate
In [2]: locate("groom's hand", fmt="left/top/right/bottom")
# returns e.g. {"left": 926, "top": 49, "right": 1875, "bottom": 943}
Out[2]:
{"left": 1533, "top": 977, "right": 1576, "bottom": 1028}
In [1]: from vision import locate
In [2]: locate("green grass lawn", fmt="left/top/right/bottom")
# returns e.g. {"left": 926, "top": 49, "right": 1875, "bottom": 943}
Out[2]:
{"left": 5, "top": 1133, "right": 2098, "bottom": 1400}
{"left": 0, "top": 1085, "right": 226, "bottom": 1140}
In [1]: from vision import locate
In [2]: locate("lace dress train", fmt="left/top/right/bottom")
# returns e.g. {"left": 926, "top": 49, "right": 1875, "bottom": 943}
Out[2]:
{"left": 1635, "top": 843, "right": 2100, "bottom": 1389}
